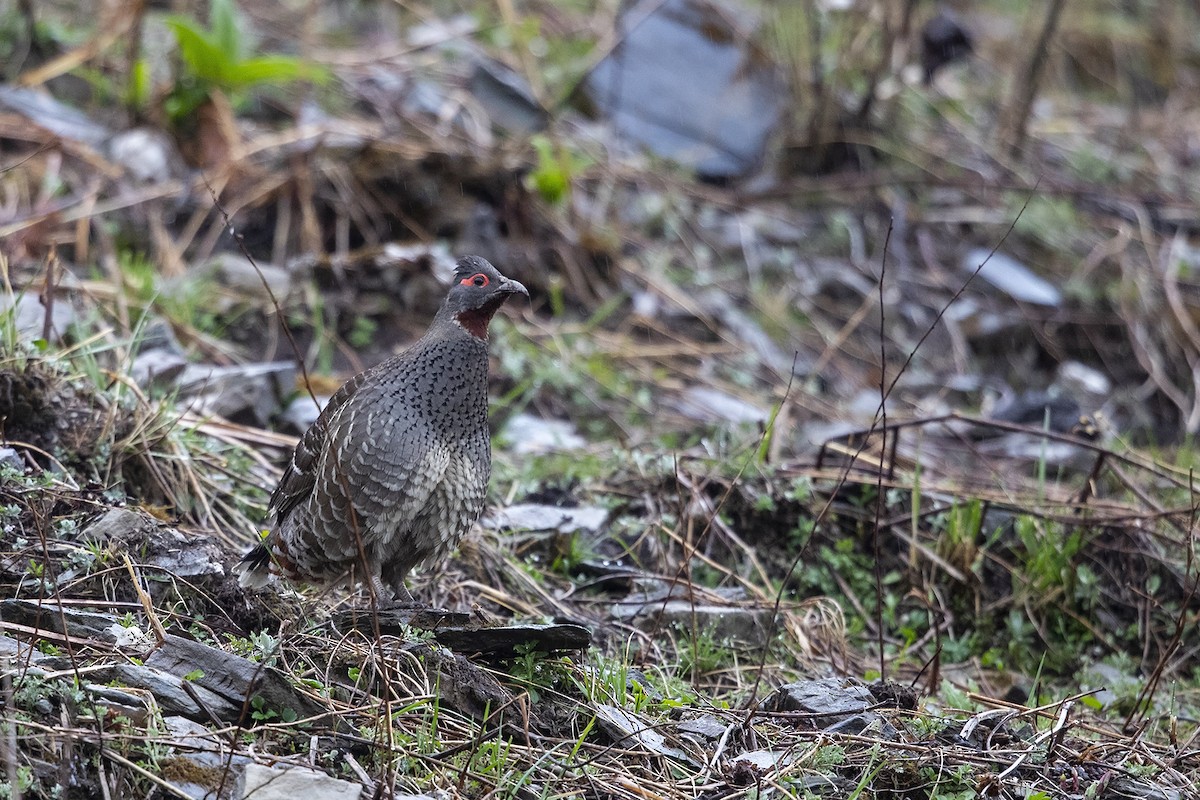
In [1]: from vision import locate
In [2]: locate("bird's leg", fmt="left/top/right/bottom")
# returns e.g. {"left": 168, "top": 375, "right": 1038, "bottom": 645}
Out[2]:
{"left": 383, "top": 583, "right": 427, "bottom": 609}
{"left": 391, "top": 583, "right": 414, "bottom": 603}
{"left": 368, "top": 573, "right": 392, "bottom": 605}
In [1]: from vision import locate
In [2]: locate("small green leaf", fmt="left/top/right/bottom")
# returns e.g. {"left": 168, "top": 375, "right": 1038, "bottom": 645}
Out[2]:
{"left": 166, "top": 18, "right": 230, "bottom": 84}
{"left": 223, "top": 56, "right": 329, "bottom": 89}
{"left": 210, "top": 0, "right": 242, "bottom": 61}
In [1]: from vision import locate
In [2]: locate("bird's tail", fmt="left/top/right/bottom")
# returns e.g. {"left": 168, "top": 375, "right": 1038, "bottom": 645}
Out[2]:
{"left": 232, "top": 542, "right": 273, "bottom": 589}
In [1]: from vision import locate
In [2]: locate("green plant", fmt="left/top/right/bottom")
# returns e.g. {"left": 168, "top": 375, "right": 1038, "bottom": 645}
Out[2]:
{"left": 674, "top": 624, "right": 733, "bottom": 681}
{"left": 508, "top": 641, "right": 569, "bottom": 704}
{"left": 162, "top": 0, "right": 327, "bottom": 123}
{"left": 249, "top": 694, "right": 297, "bottom": 724}
{"left": 526, "top": 135, "right": 593, "bottom": 206}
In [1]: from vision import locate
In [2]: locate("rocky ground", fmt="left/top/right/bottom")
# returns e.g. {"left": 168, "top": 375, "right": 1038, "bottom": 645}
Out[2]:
{"left": 1, "top": 0, "right": 1199, "bottom": 798}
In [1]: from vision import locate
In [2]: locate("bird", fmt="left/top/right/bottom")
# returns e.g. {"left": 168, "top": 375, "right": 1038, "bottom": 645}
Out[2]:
{"left": 233, "top": 255, "right": 528, "bottom": 603}
{"left": 921, "top": 9, "right": 973, "bottom": 85}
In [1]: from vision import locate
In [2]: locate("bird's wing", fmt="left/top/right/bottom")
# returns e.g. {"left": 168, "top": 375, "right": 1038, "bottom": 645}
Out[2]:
{"left": 269, "top": 369, "right": 372, "bottom": 524}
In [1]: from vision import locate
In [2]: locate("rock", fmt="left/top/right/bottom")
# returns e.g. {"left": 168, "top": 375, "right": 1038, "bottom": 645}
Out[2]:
{"left": 594, "top": 704, "right": 692, "bottom": 764}
{"left": 500, "top": 413, "right": 587, "bottom": 453}
{"left": 130, "top": 348, "right": 189, "bottom": 389}
{"left": 0, "top": 447, "right": 23, "bottom": 471}
{"left": 0, "top": 86, "right": 110, "bottom": 146}
{"left": 1078, "top": 661, "right": 1141, "bottom": 709}
{"left": 823, "top": 712, "right": 898, "bottom": 739}
{"left": 584, "top": 0, "right": 784, "bottom": 180}
{"left": 278, "top": 394, "right": 328, "bottom": 435}
{"left": 1055, "top": 360, "right": 1111, "bottom": 399}
{"left": 202, "top": 253, "right": 293, "bottom": 301}
{"left": 730, "top": 749, "right": 793, "bottom": 771}
{"left": 943, "top": 295, "right": 1028, "bottom": 339}
{"left": 159, "top": 715, "right": 251, "bottom": 799}
{"left": 0, "top": 634, "right": 54, "bottom": 666}
{"left": 0, "top": 599, "right": 121, "bottom": 643}
{"left": 614, "top": 595, "right": 776, "bottom": 648}
{"left": 962, "top": 248, "right": 1062, "bottom": 307}
{"left": 1105, "top": 778, "right": 1184, "bottom": 800}
{"left": 673, "top": 386, "right": 769, "bottom": 425}
{"left": 468, "top": 58, "right": 547, "bottom": 134}
{"left": 105, "top": 622, "right": 155, "bottom": 651}
{"left": 145, "top": 634, "right": 327, "bottom": 724}
{"left": 238, "top": 764, "right": 362, "bottom": 800}
{"left": 431, "top": 622, "right": 591, "bottom": 657}
{"left": 701, "top": 294, "right": 797, "bottom": 375}
{"left": 80, "top": 508, "right": 226, "bottom": 587}
{"left": 332, "top": 607, "right": 591, "bottom": 657}
{"left": 79, "top": 684, "right": 150, "bottom": 724}
{"left": 765, "top": 677, "right": 876, "bottom": 721}
{"left": 0, "top": 292, "right": 78, "bottom": 342}
{"left": 108, "top": 127, "right": 182, "bottom": 184}
{"left": 177, "top": 362, "right": 297, "bottom": 426}
{"left": 392, "top": 641, "right": 530, "bottom": 728}
{"left": 106, "top": 663, "right": 241, "bottom": 721}
{"left": 675, "top": 713, "right": 730, "bottom": 743}
{"left": 482, "top": 503, "right": 608, "bottom": 534}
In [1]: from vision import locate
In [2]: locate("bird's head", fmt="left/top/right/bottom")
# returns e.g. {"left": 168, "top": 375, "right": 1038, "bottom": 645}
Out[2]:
{"left": 445, "top": 255, "right": 529, "bottom": 340}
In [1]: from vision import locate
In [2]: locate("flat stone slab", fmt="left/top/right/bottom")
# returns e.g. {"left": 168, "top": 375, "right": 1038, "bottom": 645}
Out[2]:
{"left": 764, "top": 677, "right": 876, "bottom": 719}
{"left": 332, "top": 607, "right": 592, "bottom": 657}
{"left": 238, "top": 763, "right": 361, "bottom": 800}
{"left": 146, "top": 635, "right": 326, "bottom": 724}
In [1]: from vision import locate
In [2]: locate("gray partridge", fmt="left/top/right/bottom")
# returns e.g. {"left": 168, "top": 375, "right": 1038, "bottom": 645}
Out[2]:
{"left": 234, "top": 256, "right": 528, "bottom": 601}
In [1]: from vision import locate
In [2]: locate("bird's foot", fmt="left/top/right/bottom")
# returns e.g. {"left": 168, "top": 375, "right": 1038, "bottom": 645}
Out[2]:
{"left": 381, "top": 597, "right": 430, "bottom": 610}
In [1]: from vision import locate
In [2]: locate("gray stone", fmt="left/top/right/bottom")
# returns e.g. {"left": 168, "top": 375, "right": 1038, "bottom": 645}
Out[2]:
{"left": 942, "top": 295, "right": 1026, "bottom": 338}
{"left": 962, "top": 248, "right": 1062, "bottom": 307}
{"left": 0, "top": 599, "right": 120, "bottom": 643}
{"left": 675, "top": 713, "right": 729, "bottom": 743}
{"left": 584, "top": 0, "right": 784, "bottom": 179}
{"left": 108, "top": 127, "right": 182, "bottom": 184}
{"left": 1106, "top": 778, "right": 1184, "bottom": 800}
{"left": 81, "top": 508, "right": 225, "bottom": 584}
{"left": 0, "top": 86, "right": 110, "bottom": 146}
{"left": 501, "top": 413, "right": 586, "bottom": 453}
{"left": 730, "top": 749, "right": 793, "bottom": 771}
{"left": 80, "top": 684, "right": 150, "bottom": 723}
{"left": 1056, "top": 360, "right": 1111, "bottom": 399}
{"left": 146, "top": 635, "right": 326, "bottom": 724}
{"left": 160, "top": 716, "right": 252, "bottom": 799}
{"left": 765, "top": 678, "right": 876, "bottom": 719}
{"left": 202, "top": 253, "right": 293, "bottom": 301}
{"left": 483, "top": 503, "right": 608, "bottom": 534}
{"left": 594, "top": 704, "right": 692, "bottom": 764}
{"left": 107, "top": 663, "right": 241, "bottom": 721}
{"left": 0, "top": 447, "right": 23, "bottom": 471}
{"left": 673, "top": 386, "right": 769, "bottom": 425}
{"left": 823, "top": 712, "right": 898, "bottom": 739}
{"left": 469, "top": 58, "right": 547, "bottom": 134}
{"left": 130, "top": 348, "right": 189, "bottom": 388}
{"left": 178, "top": 362, "right": 296, "bottom": 426}
{"left": 278, "top": 394, "right": 328, "bottom": 435}
{"left": 0, "top": 635, "right": 53, "bottom": 665}
{"left": 238, "top": 763, "right": 362, "bottom": 800}
{"left": 1079, "top": 661, "right": 1141, "bottom": 709}
{"left": 0, "top": 292, "right": 78, "bottom": 342}
{"left": 614, "top": 598, "right": 776, "bottom": 648}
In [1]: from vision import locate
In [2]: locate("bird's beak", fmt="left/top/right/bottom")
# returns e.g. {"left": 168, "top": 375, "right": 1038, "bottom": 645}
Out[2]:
{"left": 501, "top": 278, "right": 529, "bottom": 299}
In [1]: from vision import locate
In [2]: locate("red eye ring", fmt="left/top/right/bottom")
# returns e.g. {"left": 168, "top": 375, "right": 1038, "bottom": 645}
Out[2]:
{"left": 460, "top": 273, "right": 489, "bottom": 287}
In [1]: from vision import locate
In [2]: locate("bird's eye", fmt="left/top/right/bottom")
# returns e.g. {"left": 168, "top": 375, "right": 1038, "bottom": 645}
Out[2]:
{"left": 461, "top": 273, "right": 489, "bottom": 287}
